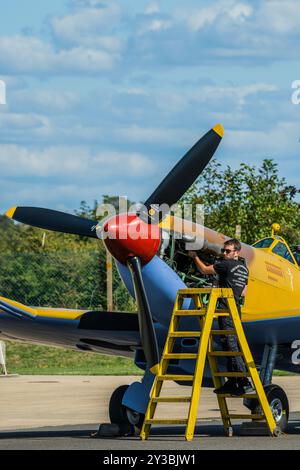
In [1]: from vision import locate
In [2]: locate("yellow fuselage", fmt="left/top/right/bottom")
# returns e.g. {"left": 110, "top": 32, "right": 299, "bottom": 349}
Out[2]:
{"left": 160, "top": 215, "right": 300, "bottom": 323}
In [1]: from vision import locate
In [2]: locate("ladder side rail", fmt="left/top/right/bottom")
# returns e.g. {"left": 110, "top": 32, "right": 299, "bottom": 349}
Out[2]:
{"left": 226, "top": 295, "right": 276, "bottom": 435}
{"left": 141, "top": 293, "right": 184, "bottom": 440}
{"left": 184, "top": 290, "right": 216, "bottom": 441}
{"left": 207, "top": 336, "right": 232, "bottom": 433}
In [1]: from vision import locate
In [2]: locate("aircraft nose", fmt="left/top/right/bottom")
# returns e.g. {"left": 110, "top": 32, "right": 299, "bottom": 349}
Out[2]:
{"left": 101, "top": 213, "right": 161, "bottom": 265}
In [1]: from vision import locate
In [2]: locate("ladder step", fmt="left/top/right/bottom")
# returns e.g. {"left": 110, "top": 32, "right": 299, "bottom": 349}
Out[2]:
{"left": 157, "top": 375, "right": 194, "bottom": 381}
{"left": 144, "top": 419, "right": 188, "bottom": 425}
{"left": 178, "top": 288, "right": 213, "bottom": 295}
{"left": 174, "top": 309, "right": 206, "bottom": 316}
{"left": 218, "top": 393, "right": 259, "bottom": 399}
{"left": 163, "top": 353, "right": 198, "bottom": 360}
{"left": 152, "top": 397, "right": 191, "bottom": 403}
{"left": 208, "top": 351, "right": 243, "bottom": 357}
{"left": 225, "top": 414, "right": 265, "bottom": 420}
{"left": 214, "top": 372, "right": 250, "bottom": 377}
{"left": 211, "top": 330, "right": 236, "bottom": 335}
{"left": 169, "top": 332, "right": 201, "bottom": 338}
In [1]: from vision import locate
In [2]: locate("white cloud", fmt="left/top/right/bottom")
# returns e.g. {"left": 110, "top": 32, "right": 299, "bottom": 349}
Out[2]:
{"left": 50, "top": 4, "right": 121, "bottom": 46}
{"left": 56, "top": 46, "right": 115, "bottom": 72}
{"left": 260, "top": 1, "right": 300, "bottom": 34}
{"left": 116, "top": 125, "right": 196, "bottom": 146}
{"left": 138, "top": 19, "right": 171, "bottom": 34}
{"left": 145, "top": 2, "right": 160, "bottom": 15}
{"left": 225, "top": 121, "right": 300, "bottom": 156}
{"left": 0, "top": 35, "right": 118, "bottom": 75}
{"left": 194, "top": 83, "right": 278, "bottom": 107}
{"left": 184, "top": 0, "right": 253, "bottom": 31}
{"left": 0, "top": 113, "right": 50, "bottom": 131}
{"left": 12, "top": 89, "right": 79, "bottom": 113}
{"left": 0, "top": 145, "right": 156, "bottom": 179}
{"left": 0, "top": 36, "right": 53, "bottom": 73}
{"left": 228, "top": 3, "right": 253, "bottom": 21}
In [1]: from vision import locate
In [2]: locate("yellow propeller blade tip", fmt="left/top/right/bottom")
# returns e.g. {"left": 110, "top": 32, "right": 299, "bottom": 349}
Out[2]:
{"left": 213, "top": 124, "right": 224, "bottom": 138}
{"left": 5, "top": 207, "right": 17, "bottom": 219}
{"left": 150, "top": 364, "right": 160, "bottom": 375}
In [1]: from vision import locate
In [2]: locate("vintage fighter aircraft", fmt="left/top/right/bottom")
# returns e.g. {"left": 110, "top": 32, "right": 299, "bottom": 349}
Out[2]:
{"left": 1, "top": 123, "right": 299, "bottom": 433}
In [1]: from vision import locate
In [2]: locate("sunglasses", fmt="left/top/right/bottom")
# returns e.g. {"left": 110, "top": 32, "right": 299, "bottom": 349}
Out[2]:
{"left": 221, "top": 248, "right": 236, "bottom": 254}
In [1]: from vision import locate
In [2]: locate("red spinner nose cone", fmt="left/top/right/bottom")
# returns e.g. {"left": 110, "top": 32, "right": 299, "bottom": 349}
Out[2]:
{"left": 102, "top": 213, "right": 161, "bottom": 265}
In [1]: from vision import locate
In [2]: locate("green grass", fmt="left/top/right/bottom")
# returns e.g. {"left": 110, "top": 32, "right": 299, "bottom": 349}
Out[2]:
{"left": 273, "top": 370, "right": 295, "bottom": 377}
{"left": 3, "top": 341, "right": 296, "bottom": 376}
{"left": 5, "top": 341, "right": 143, "bottom": 375}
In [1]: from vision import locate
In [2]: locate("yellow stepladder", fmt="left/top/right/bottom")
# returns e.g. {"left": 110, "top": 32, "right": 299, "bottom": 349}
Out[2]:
{"left": 140, "top": 287, "right": 278, "bottom": 441}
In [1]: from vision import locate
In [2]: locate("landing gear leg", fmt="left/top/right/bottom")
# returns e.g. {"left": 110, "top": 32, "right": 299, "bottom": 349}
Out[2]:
{"left": 244, "top": 344, "right": 289, "bottom": 433}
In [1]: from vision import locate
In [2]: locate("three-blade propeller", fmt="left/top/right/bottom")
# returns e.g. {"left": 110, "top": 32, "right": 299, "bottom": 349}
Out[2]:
{"left": 5, "top": 124, "right": 224, "bottom": 374}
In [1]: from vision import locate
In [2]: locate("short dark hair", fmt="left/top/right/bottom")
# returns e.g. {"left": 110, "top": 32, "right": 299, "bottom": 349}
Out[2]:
{"left": 224, "top": 238, "right": 241, "bottom": 252}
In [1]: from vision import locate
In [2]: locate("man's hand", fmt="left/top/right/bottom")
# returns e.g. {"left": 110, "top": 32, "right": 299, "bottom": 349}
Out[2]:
{"left": 188, "top": 250, "right": 215, "bottom": 276}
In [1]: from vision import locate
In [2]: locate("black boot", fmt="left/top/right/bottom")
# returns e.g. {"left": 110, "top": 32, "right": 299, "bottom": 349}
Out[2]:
{"left": 214, "top": 379, "right": 238, "bottom": 395}
{"left": 235, "top": 378, "right": 255, "bottom": 395}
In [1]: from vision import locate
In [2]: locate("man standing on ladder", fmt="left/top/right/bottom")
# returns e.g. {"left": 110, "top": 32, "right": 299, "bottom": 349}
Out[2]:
{"left": 189, "top": 238, "right": 252, "bottom": 395}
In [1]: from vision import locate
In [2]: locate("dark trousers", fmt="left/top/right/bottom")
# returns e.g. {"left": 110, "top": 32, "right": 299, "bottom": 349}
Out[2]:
{"left": 218, "top": 305, "right": 247, "bottom": 376}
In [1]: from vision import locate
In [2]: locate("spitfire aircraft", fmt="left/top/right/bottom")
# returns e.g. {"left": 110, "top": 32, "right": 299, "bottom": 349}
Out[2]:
{"left": 1, "top": 124, "right": 299, "bottom": 433}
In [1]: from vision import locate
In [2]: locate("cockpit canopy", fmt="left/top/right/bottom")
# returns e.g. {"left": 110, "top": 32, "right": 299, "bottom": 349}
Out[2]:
{"left": 253, "top": 234, "right": 298, "bottom": 266}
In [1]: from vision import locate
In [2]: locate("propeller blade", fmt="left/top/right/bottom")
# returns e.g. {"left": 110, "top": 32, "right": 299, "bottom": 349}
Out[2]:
{"left": 127, "top": 256, "right": 159, "bottom": 375}
{"left": 5, "top": 207, "right": 98, "bottom": 238}
{"left": 140, "top": 124, "right": 224, "bottom": 224}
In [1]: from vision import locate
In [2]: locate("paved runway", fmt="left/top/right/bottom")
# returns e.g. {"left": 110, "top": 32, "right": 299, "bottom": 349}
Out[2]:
{"left": 1, "top": 375, "right": 300, "bottom": 449}
{"left": 1, "top": 418, "right": 300, "bottom": 450}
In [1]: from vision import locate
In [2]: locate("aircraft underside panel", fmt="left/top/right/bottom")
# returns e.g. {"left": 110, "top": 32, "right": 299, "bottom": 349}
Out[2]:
{"left": 0, "top": 310, "right": 141, "bottom": 357}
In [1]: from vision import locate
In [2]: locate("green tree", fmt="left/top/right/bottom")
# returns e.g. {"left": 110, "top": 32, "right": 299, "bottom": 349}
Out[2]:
{"left": 0, "top": 198, "right": 135, "bottom": 311}
{"left": 182, "top": 159, "right": 300, "bottom": 245}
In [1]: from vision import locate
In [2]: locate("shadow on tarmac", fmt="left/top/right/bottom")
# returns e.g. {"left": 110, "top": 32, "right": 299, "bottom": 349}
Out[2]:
{"left": 1, "top": 418, "right": 300, "bottom": 441}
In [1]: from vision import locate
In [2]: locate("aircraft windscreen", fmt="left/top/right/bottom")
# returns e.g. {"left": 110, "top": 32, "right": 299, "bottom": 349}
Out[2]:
{"left": 253, "top": 238, "right": 274, "bottom": 249}
{"left": 272, "top": 241, "right": 295, "bottom": 264}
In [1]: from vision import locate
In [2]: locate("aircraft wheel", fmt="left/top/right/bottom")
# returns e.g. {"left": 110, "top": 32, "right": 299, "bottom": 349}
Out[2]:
{"left": 252, "top": 384, "right": 289, "bottom": 433}
{"left": 109, "top": 385, "right": 129, "bottom": 424}
{"left": 125, "top": 407, "right": 145, "bottom": 429}
{"left": 108, "top": 385, "right": 145, "bottom": 429}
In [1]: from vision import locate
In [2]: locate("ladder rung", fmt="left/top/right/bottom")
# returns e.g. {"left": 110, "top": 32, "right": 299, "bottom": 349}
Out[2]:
{"left": 157, "top": 375, "right": 194, "bottom": 381}
{"left": 178, "top": 288, "right": 213, "bottom": 295}
{"left": 211, "top": 330, "right": 236, "bottom": 335}
{"left": 169, "top": 332, "right": 201, "bottom": 338}
{"left": 214, "top": 372, "right": 250, "bottom": 377}
{"left": 174, "top": 309, "right": 206, "bottom": 316}
{"left": 214, "top": 313, "right": 230, "bottom": 317}
{"left": 152, "top": 397, "right": 191, "bottom": 403}
{"left": 209, "top": 351, "right": 243, "bottom": 357}
{"left": 225, "top": 414, "right": 265, "bottom": 420}
{"left": 163, "top": 353, "right": 198, "bottom": 360}
{"left": 218, "top": 393, "right": 259, "bottom": 399}
{"left": 144, "top": 419, "right": 188, "bottom": 425}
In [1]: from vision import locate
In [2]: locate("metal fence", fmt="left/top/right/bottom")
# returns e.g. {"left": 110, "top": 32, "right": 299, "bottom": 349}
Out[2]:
{"left": 0, "top": 251, "right": 132, "bottom": 311}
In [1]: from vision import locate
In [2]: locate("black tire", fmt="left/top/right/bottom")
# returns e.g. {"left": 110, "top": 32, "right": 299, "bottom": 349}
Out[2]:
{"left": 251, "top": 384, "right": 289, "bottom": 433}
{"left": 109, "top": 385, "right": 129, "bottom": 424}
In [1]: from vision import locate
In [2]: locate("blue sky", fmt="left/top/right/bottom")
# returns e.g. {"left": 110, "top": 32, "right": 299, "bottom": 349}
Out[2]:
{"left": 0, "top": 0, "right": 300, "bottom": 213}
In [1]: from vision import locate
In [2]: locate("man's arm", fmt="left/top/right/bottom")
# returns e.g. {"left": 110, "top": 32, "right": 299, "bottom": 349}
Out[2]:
{"left": 188, "top": 251, "right": 216, "bottom": 275}
{"left": 241, "top": 285, "right": 247, "bottom": 297}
